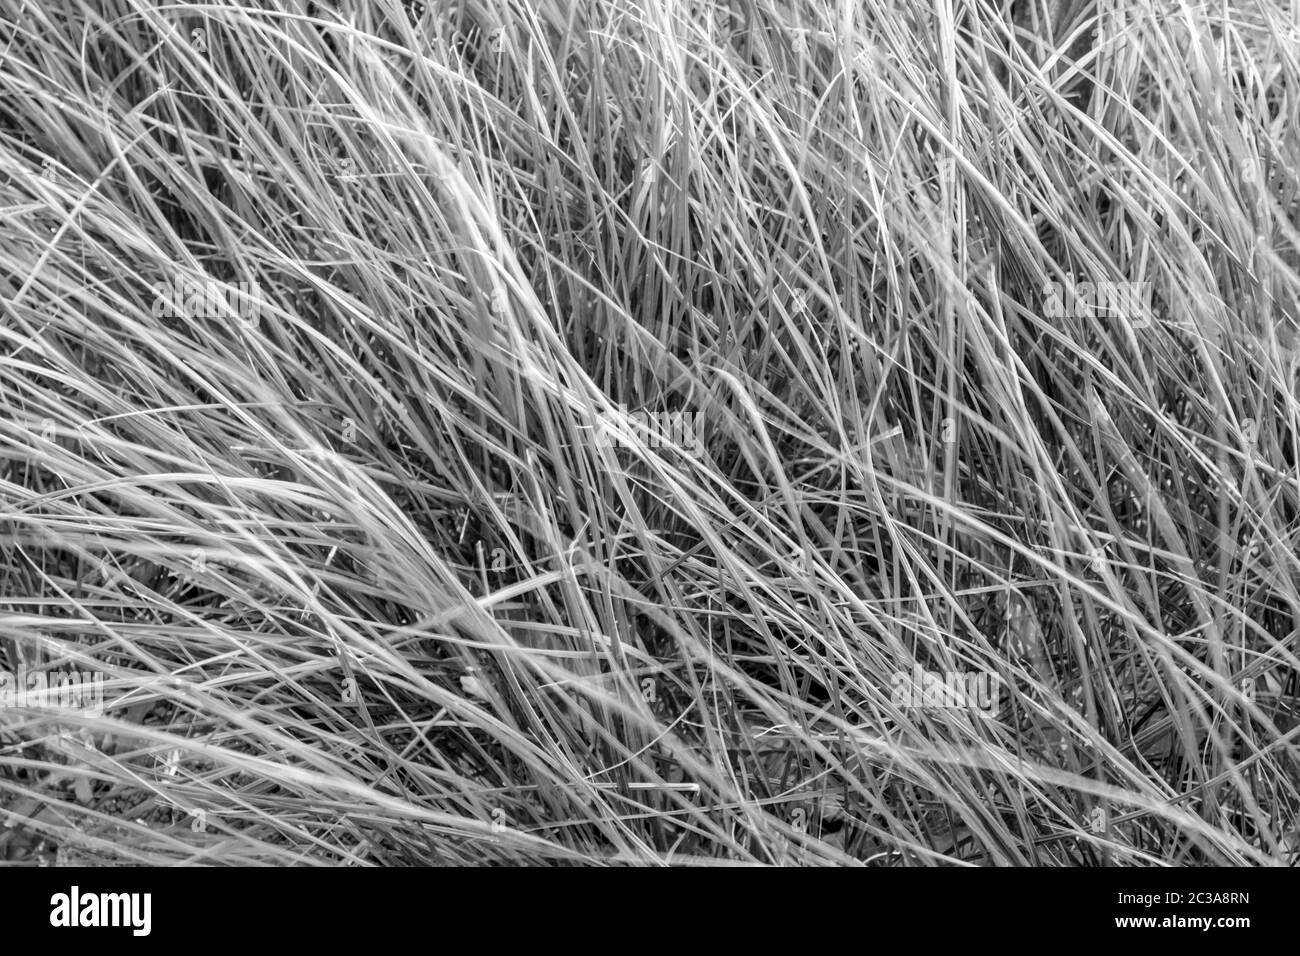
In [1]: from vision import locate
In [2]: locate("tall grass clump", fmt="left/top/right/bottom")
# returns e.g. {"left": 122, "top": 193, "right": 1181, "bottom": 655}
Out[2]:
{"left": 1, "top": 0, "right": 1297, "bottom": 865}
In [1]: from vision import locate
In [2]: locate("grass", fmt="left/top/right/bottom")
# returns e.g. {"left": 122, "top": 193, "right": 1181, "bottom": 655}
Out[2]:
{"left": 0, "top": 0, "right": 1297, "bottom": 865}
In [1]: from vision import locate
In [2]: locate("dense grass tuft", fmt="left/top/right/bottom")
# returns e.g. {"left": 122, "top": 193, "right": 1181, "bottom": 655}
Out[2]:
{"left": 1, "top": 0, "right": 1298, "bottom": 865}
